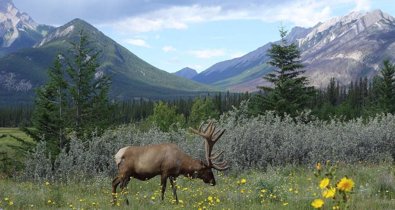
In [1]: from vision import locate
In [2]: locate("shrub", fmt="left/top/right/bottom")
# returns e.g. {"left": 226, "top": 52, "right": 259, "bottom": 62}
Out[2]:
{"left": 22, "top": 101, "right": 395, "bottom": 181}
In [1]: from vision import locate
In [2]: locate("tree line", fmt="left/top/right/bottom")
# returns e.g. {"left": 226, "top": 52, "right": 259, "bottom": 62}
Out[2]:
{"left": 248, "top": 28, "right": 395, "bottom": 120}
{"left": 2, "top": 29, "right": 395, "bottom": 159}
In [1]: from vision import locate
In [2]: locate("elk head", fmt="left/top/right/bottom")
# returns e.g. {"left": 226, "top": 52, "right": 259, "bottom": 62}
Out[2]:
{"left": 190, "top": 121, "right": 229, "bottom": 186}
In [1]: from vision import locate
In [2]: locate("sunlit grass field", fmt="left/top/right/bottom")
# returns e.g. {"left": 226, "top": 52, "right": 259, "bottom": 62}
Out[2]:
{"left": 0, "top": 127, "right": 32, "bottom": 151}
{"left": 0, "top": 127, "right": 32, "bottom": 144}
{"left": 0, "top": 163, "right": 394, "bottom": 209}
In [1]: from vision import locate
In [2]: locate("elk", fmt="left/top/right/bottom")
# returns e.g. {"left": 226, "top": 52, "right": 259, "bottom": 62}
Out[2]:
{"left": 111, "top": 122, "right": 229, "bottom": 205}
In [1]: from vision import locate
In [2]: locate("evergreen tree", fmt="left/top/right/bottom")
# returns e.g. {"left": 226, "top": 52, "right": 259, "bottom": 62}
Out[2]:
{"left": 327, "top": 78, "right": 339, "bottom": 106}
{"left": 25, "top": 32, "right": 112, "bottom": 155}
{"left": 252, "top": 28, "right": 314, "bottom": 116}
{"left": 66, "top": 31, "right": 111, "bottom": 137}
{"left": 23, "top": 56, "right": 68, "bottom": 154}
{"left": 377, "top": 60, "right": 395, "bottom": 113}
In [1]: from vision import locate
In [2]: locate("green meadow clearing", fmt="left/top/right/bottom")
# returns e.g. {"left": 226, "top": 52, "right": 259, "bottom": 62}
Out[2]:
{"left": 0, "top": 162, "right": 394, "bottom": 209}
{"left": 1, "top": 120, "right": 395, "bottom": 210}
{"left": 0, "top": 128, "right": 33, "bottom": 172}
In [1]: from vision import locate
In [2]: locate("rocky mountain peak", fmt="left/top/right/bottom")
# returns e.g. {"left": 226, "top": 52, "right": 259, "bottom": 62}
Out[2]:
{"left": 299, "top": 9, "right": 394, "bottom": 48}
{"left": 0, "top": 0, "right": 39, "bottom": 48}
{"left": 35, "top": 18, "right": 102, "bottom": 47}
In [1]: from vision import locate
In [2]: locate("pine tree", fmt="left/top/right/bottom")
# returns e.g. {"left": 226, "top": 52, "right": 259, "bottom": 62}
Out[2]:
{"left": 327, "top": 78, "right": 339, "bottom": 106}
{"left": 254, "top": 28, "right": 314, "bottom": 116}
{"left": 25, "top": 32, "right": 112, "bottom": 155}
{"left": 23, "top": 56, "right": 68, "bottom": 154}
{"left": 66, "top": 31, "right": 111, "bottom": 137}
{"left": 377, "top": 60, "right": 395, "bottom": 113}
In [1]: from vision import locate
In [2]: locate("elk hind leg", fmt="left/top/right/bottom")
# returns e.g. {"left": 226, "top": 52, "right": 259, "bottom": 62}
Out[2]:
{"left": 169, "top": 176, "right": 179, "bottom": 204}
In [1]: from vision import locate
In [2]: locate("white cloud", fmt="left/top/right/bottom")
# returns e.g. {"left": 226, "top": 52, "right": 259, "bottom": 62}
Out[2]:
{"left": 261, "top": 1, "right": 333, "bottom": 27}
{"left": 124, "top": 38, "right": 151, "bottom": 48}
{"left": 189, "top": 49, "right": 226, "bottom": 59}
{"left": 105, "top": 1, "right": 346, "bottom": 33}
{"left": 162, "top": 45, "right": 176, "bottom": 52}
{"left": 352, "top": 0, "right": 371, "bottom": 11}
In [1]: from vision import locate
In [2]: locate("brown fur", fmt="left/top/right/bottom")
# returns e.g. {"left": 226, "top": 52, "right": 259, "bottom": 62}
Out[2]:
{"left": 112, "top": 143, "right": 215, "bottom": 205}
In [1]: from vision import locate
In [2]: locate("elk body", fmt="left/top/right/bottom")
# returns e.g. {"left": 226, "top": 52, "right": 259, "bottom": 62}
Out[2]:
{"left": 112, "top": 122, "right": 229, "bottom": 205}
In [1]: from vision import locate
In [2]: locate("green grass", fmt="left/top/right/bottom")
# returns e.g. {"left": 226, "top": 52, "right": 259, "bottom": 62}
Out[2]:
{"left": 0, "top": 127, "right": 33, "bottom": 173}
{"left": 0, "top": 163, "right": 394, "bottom": 209}
{"left": 0, "top": 127, "right": 32, "bottom": 152}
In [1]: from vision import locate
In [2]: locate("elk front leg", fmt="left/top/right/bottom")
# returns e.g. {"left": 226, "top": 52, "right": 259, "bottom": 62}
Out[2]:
{"left": 169, "top": 176, "right": 179, "bottom": 204}
{"left": 119, "top": 176, "right": 131, "bottom": 205}
{"left": 161, "top": 175, "right": 168, "bottom": 201}
{"left": 112, "top": 176, "right": 121, "bottom": 205}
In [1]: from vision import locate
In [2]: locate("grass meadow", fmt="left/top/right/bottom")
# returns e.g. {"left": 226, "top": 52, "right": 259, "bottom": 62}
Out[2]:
{"left": 0, "top": 163, "right": 394, "bottom": 209}
{"left": 1, "top": 110, "right": 395, "bottom": 209}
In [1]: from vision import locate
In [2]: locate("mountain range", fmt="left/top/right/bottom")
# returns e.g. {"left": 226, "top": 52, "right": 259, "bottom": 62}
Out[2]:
{"left": 190, "top": 9, "right": 395, "bottom": 92}
{"left": 1, "top": 0, "right": 395, "bottom": 104}
{"left": 0, "top": 0, "right": 211, "bottom": 105}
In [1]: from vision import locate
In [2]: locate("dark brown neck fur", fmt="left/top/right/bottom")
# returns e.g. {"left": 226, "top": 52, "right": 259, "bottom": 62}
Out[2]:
{"left": 180, "top": 156, "right": 204, "bottom": 178}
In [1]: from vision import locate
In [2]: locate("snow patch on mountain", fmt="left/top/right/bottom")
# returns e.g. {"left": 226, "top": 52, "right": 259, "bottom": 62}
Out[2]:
{"left": 0, "top": 0, "right": 38, "bottom": 47}
{"left": 36, "top": 25, "right": 75, "bottom": 47}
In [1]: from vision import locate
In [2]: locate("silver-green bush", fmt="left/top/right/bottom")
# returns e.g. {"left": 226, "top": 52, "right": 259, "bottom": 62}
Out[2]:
{"left": 22, "top": 101, "right": 395, "bottom": 181}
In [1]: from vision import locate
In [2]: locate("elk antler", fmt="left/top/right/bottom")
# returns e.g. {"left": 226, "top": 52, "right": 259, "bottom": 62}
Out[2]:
{"left": 190, "top": 122, "right": 229, "bottom": 171}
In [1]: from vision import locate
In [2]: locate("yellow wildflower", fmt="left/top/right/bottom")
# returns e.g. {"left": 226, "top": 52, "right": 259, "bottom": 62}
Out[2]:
{"left": 45, "top": 181, "right": 50, "bottom": 186}
{"left": 337, "top": 177, "right": 354, "bottom": 192}
{"left": 240, "top": 178, "right": 247, "bottom": 184}
{"left": 207, "top": 196, "right": 213, "bottom": 202}
{"left": 319, "top": 178, "right": 330, "bottom": 189}
{"left": 322, "top": 187, "right": 336, "bottom": 198}
{"left": 216, "top": 198, "right": 220, "bottom": 203}
{"left": 9, "top": 201, "right": 14, "bottom": 206}
{"left": 316, "top": 163, "right": 321, "bottom": 171}
{"left": 311, "top": 198, "right": 324, "bottom": 208}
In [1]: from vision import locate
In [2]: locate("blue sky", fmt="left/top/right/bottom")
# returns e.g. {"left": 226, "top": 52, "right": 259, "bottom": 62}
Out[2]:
{"left": 13, "top": 0, "right": 395, "bottom": 73}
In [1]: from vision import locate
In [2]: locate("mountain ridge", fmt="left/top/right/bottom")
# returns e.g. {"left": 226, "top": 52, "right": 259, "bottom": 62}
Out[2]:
{"left": 0, "top": 16, "right": 213, "bottom": 104}
{"left": 173, "top": 67, "right": 198, "bottom": 79}
{"left": 192, "top": 9, "right": 395, "bottom": 91}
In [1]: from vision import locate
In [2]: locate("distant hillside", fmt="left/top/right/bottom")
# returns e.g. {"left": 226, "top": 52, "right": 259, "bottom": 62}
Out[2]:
{"left": 0, "top": 18, "right": 213, "bottom": 105}
{"left": 173, "top": 67, "right": 198, "bottom": 79}
{"left": 192, "top": 10, "right": 395, "bottom": 92}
